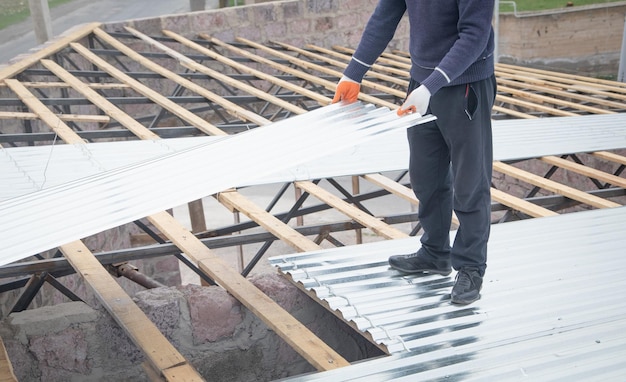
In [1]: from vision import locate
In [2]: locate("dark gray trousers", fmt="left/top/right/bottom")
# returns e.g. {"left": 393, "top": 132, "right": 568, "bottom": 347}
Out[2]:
{"left": 406, "top": 75, "right": 497, "bottom": 276}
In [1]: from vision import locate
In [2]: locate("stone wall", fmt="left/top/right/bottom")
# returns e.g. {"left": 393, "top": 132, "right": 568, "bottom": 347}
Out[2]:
{"left": 498, "top": 2, "right": 626, "bottom": 76}
{"left": 0, "top": 273, "right": 383, "bottom": 381}
{"left": 104, "top": 0, "right": 625, "bottom": 76}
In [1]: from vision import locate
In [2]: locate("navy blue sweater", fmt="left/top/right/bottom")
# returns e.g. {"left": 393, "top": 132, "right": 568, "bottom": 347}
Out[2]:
{"left": 343, "top": 0, "right": 495, "bottom": 95}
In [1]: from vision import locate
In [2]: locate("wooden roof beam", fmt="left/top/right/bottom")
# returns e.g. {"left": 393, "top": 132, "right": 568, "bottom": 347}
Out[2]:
{"left": 146, "top": 211, "right": 350, "bottom": 371}
{"left": 40, "top": 59, "right": 160, "bottom": 140}
{"left": 0, "top": 336, "right": 17, "bottom": 382}
{"left": 69, "top": 42, "right": 226, "bottom": 136}
{"left": 361, "top": 173, "right": 460, "bottom": 227}
{"left": 0, "top": 111, "right": 110, "bottom": 123}
{"left": 163, "top": 30, "right": 330, "bottom": 106}
{"left": 94, "top": 27, "right": 269, "bottom": 127}
{"left": 121, "top": 28, "right": 305, "bottom": 116}
{"left": 229, "top": 37, "right": 399, "bottom": 109}
{"left": 0, "top": 22, "right": 100, "bottom": 82}
{"left": 493, "top": 161, "right": 621, "bottom": 209}
{"left": 217, "top": 190, "right": 322, "bottom": 253}
{"left": 295, "top": 180, "right": 407, "bottom": 240}
{"left": 9, "top": 73, "right": 205, "bottom": 380}
{"left": 540, "top": 155, "right": 626, "bottom": 190}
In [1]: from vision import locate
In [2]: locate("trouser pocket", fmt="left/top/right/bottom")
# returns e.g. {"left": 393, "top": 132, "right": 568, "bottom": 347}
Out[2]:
{"left": 464, "top": 83, "right": 479, "bottom": 121}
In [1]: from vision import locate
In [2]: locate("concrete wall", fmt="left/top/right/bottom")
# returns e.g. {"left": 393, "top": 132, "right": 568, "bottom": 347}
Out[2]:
{"left": 0, "top": 273, "right": 382, "bottom": 381}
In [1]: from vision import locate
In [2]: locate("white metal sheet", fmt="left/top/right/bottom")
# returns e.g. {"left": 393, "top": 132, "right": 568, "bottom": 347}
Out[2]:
{"left": 3, "top": 113, "right": 625, "bottom": 202}
{"left": 0, "top": 103, "right": 434, "bottom": 266}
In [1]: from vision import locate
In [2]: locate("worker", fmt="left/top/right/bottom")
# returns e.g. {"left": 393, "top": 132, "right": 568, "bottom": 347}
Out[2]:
{"left": 332, "top": 0, "right": 497, "bottom": 304}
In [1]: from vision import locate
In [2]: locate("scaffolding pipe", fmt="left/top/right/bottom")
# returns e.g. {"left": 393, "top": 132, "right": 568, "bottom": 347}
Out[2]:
{"left": 617, "top": 18, "right": 626, "bottom": 82}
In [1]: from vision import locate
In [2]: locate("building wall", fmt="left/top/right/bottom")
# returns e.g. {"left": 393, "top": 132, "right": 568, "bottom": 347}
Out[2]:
{"left": 498, "top": 2, "right": 626, "bottom": 76}
{"left": 0, "top": 273, "right": 382, "bottom": 381}
{"left": 104, "top": 0, "right": 625, "bottom": 76}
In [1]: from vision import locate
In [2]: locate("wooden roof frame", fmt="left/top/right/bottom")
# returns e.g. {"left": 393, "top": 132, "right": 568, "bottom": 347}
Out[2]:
{"left": 0, "top": 20, "right": 625, "bottom": 382}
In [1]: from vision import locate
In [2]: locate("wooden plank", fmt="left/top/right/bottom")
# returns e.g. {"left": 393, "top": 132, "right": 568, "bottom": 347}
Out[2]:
{"left": 494, "top": 70, "right": 626, "bottom": 104}
{"left": 217, "top": 190, "right": 322, "bottom": 252}
{"left": 296, "top": 42, "right": 408, "bottom": 85}
{"left": 40, "top": 59, "right": 161, "bottom": 140}
{"left": 493, "top": 161, "right": 620, "bottom": 209}
{"left": 92, "top": 28, "right": 270, "bottom": 127}
{"left": 490, "top": 187, "right": 559, "bottom": 218}
{"left": 492, "top": 104, "right": 536, "bottom": 119}
{"left": 0, "top": 22, "right": 100, "bottom": 82}
{"left": 0, "top": 336, "right": 17, "bottom": 382}
{"left": 69, "top": 42, "right": 226, "bottom": 137}
{"left": 121, "top": 28, "right": 304, "bottom": 116}
{"left": 163, "top": 30, "right": 330, "bottom": 106}
{"left": 201, "top": 34, "right": 342, "bottom": 106}
{"left": 540, "top": 155, "right": 626, "bottom": 189}
{"left": 0, "top": 111, "right": 110, "bottom": 123}
{"left": 206, "top": 35, "right": 396, "bottom": 109}
{"left": 328, "top": 45, "right": 412, "bottom": 72}
{"left": 362, "top": 173, "right": 461, "bottom": 227}
{"left": 495, "top": 94, "right": 578, "bottom": 117}
{"left": 60, "top": 241, "right": 204, "bottom": 381}
{"left": 17, "top": 69, "right": 205, "bottom": 380}
{"left": 46, "top": 40, "right": 348, "bottom": 370}
{"left": 497, "top": 78, "right": 624, "bottom": 111}
{"left": 295, "top": 180, "right": 407, "bottom": 240}
{"left": 591, "top": 151, "right": 626, "bottom": 166}
{"left": 496, "top": 63, "right": 626, "bottom": 93}
{"left": 146, "top": 211, "right": 350, "bottom": 371}
{"left": 58, "top": 34, "right": 344, "bottom": 372}
{"left": 5, "top": 79, "right": 85, "bottom": 144}
{"left": 0, "top": 81, "right": 130, "bottom": 89}
{"left": 237, "top": 37, "right": 405, "bottom": 105}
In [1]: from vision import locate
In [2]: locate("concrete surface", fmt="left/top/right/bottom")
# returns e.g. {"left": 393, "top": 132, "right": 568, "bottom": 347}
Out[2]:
{"left": 0, "top": 0, "right": 212, "bottom": 65}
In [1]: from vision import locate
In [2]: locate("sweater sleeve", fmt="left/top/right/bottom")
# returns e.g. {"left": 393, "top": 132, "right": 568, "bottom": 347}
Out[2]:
{"left": 343, "top": 0, "right": 406, "bottom": 83}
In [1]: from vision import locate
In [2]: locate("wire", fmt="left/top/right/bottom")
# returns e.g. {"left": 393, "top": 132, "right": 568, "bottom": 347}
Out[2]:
{"left": 40, "top": 132, "right": 58, "bottom": 190}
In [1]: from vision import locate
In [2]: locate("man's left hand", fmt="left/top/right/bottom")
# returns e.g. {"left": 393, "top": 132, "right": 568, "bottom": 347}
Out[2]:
{"left": 397, "top": 85, "right": 431, "bottom": 116}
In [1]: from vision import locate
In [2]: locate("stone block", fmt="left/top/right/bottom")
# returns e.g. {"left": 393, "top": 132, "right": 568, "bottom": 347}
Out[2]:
{"left": 181, "top": 285, "right": 243, "bottom": 344}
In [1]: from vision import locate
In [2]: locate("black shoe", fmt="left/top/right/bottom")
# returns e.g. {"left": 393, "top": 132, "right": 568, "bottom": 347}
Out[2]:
{"left": 451, "top": 268, "right": 483, "bottom": 305}
{"left": 388, "top": 251, "right": 451, "bottom": 276}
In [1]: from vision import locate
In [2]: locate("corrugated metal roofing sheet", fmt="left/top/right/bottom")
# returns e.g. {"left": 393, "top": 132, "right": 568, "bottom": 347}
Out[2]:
{"left": 3, "top": 113, "right": 625, "bottom": 202}
{"left": 0, "top": 102, "right": 434, "bottom": 266}
{"left": 0, "top": 137, "right": 218, "bottom": 201}
{"left": 270, "top": 206, "right": 626, "bottom": 381}
{"left": 492, "top": 113, "right": 626, "bottom": 161}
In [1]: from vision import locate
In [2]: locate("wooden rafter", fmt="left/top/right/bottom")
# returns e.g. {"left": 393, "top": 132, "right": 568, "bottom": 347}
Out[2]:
{"left": 1, "top": 24, "right": 625, "bottom": 380}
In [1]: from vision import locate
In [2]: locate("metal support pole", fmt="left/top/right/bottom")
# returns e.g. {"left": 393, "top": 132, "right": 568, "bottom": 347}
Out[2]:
{"left": 112, "top": 263, "right": 166, "bottom": 289}
{"left": 494, "top": 0, "right": 500, "bottom": 63}
{"left": 190, "top": 0, "right": 205, "bottom": 11}
{"left": 28, "top": 0, "right": 53, "bottom": 44}
{"left": 619, "top": 16, "right": 626, "bottom": 82}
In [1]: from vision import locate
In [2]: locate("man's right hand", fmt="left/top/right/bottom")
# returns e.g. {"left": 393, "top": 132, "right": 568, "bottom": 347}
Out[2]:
{"left": 332, "top": 76, "right": 360, "bottom": 103}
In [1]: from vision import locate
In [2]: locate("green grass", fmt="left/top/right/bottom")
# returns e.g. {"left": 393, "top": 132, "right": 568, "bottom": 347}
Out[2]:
{"left": 0, "top": 0, "right": 73, "bottom": 30}
{"left": 499, "top": 0, "right": 623, "bottom": 12}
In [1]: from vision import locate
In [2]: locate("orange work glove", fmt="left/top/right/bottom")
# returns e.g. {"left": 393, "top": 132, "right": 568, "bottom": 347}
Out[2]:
{"left": 397, "top": 85, "right": 431, "bottom": 117}
{"left": 332, "top": 76, "right": 360, "bottom": 103}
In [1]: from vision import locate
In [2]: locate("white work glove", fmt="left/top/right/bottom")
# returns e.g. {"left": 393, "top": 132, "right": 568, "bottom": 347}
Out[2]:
{"left": 397, "top": 85, "right": 431, "bottom": 117}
